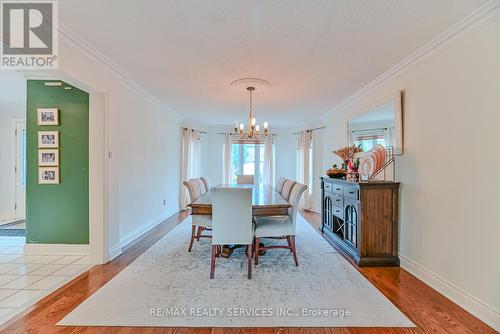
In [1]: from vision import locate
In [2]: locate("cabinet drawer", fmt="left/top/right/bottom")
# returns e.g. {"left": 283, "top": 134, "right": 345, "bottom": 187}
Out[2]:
{"left": 344, "top": 186, "right": 359, "bottom": 200}
{"left": 332, "top": 194, "right": 343, "bottom": 206}
{"left": 332, "top": 184, "right": 343, "bottom": 195}
{"left": 324, "top": 183, "right": 333, "bottom": 194}
{"left": 333, "top": 206, "right": 344, "bottom": 219}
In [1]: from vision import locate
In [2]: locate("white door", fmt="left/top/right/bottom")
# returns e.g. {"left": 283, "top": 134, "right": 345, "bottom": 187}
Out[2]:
{"left": 14, "top": 121, "right": 26, "bottom": 220}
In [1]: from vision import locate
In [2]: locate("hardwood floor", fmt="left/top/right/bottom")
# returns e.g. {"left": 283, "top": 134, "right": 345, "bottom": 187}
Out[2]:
{"left": 0, "top": 210, "right": 497, "bottom": 334}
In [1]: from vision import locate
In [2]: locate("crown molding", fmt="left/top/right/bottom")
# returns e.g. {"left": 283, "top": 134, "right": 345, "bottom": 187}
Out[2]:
{"left": 323, "top": 0, "right": 500, "bottom": 118}
{"left": 57, "top": 22, "right": 182, "bottom": 120}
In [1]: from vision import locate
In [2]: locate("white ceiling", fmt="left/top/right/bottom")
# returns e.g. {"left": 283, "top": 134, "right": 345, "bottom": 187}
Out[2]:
{"left": 59, "top": 0, "right": 486, "bottom": 126}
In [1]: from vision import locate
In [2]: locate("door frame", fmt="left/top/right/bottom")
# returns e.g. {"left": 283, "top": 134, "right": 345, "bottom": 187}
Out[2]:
{"left": 11, "top": 117, "right": 26, "bottom": 220}
{"left": 22, "top": 70, "right": 110, "bottom": 265}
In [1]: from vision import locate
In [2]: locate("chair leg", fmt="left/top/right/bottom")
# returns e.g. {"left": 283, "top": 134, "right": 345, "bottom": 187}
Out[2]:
{"left": 247, "top": 243, "right": 253, "bottom": 279}
{"left": 188, "top": 225, "right": 196, "bottom": 252}
{"left": 286, "top": 235, "right": 293, "bottom": 251}
{"left": 196, "top": 226, "right": 203, "bottom": 241}
{"left": 254, "top": 237, "right": 260, "bottom": 265}
{"left": 290, "top": 235, "right": 298, "bottom": 266}
{"left": 210, "top": 245, "right": 217, "bottom": 279}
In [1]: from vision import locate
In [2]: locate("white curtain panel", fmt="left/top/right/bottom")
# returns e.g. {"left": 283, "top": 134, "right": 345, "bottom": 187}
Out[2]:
{"left": 179, "top": 128, "right": 201, "bottom": 210}
{"left": 297, "top": 130, "right": 312, "bottom": 209}
{"left": 222, "top": 133, "right": 232, "bottom": 184}
{"left": 384, "top": 126, "right": 397, "bottom": 152}
{"left": 263, "top": 134, "right": 274, "bottom": 186}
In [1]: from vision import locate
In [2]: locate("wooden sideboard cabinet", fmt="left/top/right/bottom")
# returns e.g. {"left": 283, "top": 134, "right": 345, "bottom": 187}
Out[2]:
{"left": 320, "top": 177, "right": 400, "bottom": 266}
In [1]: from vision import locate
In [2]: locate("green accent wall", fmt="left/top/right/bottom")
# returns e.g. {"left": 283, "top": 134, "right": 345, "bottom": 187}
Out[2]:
{"left": 26, "top": 80, "right": 89, "bottom": 244}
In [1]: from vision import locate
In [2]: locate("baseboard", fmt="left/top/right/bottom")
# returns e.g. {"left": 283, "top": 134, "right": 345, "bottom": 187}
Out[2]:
{"left": 24, "top": 243, "right": 90, "bottom": 256}
{"left": 118, "top": 211, "right": 174, "bottom": 249}
{"left": 399, "top": 254, "right": 500, "bottom": 331}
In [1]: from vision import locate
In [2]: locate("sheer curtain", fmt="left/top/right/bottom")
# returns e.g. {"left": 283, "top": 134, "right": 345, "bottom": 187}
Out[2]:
{"left": 297, "top": 130, "right": 312, "bottom": 209}
{"left": 180, "top": 128, "right": 201, "bottom": 210}
{"left": 384, "top": 127, "right": 396, "bottom": 150}
{"left": 263, "top": 135, "right": 274, "bottom": 186}
{"left": 222, "top": 133, "right": 232, "bottom": 184}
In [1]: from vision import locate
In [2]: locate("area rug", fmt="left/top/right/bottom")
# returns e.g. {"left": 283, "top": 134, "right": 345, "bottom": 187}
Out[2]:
{"left": 59, "top": 214, "right": 414, "bottom": 327}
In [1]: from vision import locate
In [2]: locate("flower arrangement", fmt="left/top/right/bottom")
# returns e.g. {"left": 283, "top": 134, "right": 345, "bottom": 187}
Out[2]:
{"left": 332, "top": 146, "right": 363, "bottom": 164}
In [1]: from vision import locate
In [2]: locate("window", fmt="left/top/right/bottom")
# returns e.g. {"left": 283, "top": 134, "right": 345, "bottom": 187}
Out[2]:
{"left": 230, "top": 142, "right": 264, "bottom": 184}
{"left": 352, "top": 129, "right": 386, "bottom": 152}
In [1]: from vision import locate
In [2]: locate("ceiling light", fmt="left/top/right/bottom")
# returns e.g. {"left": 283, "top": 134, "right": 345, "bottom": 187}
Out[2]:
{"left": 234, "top": 87, "right": 269, "bottom": 139}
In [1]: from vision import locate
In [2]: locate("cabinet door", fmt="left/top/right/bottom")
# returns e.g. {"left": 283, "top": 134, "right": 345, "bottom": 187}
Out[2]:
{"left": 344, "top": 202, "right": 359, "bottom": 248}
{"left": 323, "top": 195, "right": 333, "bottom": 232}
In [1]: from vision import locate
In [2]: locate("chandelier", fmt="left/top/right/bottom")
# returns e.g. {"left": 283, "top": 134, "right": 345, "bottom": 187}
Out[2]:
{"left": 234, "top": 86, "right": 269, "bottom": 139}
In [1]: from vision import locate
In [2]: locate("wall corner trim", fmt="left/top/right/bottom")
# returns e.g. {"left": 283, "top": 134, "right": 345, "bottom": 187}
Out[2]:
{"left": 323, "top": 0, "right": 500, "bottom": 118}
{"left": 24, "top": 243, "right": 90, "bottom": 256}
{"left": 108, "top": 243, "right": 123, "bottom": 262}
{"left": 400, "top": 254, "right": 500, "bottom": 332}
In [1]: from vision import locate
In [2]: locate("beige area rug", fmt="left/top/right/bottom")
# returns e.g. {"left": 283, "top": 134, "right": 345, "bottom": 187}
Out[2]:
{"left": 59, "top": 214, "right": 414, "bottom": 327}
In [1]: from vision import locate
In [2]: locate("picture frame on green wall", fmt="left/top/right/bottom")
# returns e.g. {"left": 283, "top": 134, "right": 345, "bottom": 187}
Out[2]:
{"left": 37, "top": 108, "right": 59, "bottom": 125}
{"left": 38, "top": 167, "right": 60, "bottom": 184}
{"left": 38, "top": 149, "right": 59, "bottom": 166}
{"left": 38, "top": 130, "right": 59, "bottom": 148}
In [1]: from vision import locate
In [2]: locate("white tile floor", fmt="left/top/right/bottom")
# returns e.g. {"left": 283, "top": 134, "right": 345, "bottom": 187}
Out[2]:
{"left": 0, "top": 236, "right": 92, "bottom": 326}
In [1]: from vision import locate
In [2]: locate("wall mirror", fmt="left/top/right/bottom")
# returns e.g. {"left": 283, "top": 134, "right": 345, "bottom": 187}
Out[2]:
{"left": 348, "top": 91, "right": 404, "bottom": 155}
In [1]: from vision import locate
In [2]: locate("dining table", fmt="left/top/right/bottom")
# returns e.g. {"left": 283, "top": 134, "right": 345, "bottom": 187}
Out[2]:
{"left": 188, "top": 184, "right": 291, "bottom": 216}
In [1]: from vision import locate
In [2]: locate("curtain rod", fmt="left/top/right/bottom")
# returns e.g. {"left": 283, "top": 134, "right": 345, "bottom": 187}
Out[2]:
{"left": 293, "top": 126, "right": 326, "bottom": 134}
{"left": 351, "top": 127, "right": 388, "bottom": 133}
{"left": 183, "top": 127, "right": 207, "bottom": 134}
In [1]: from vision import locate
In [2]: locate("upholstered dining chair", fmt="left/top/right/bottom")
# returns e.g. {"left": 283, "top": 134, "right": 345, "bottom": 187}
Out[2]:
{"left": 192, "top": 177, "right": 207, "bottom": 195}
{"left": 280, "top": 179, "right": 297, "bottom": 201}
{"left": 254, "top": 182, "right": 307, "bottom": 266}
{"left": 183, "top": 180, "right": 212, "bottom": 252}
{"left": 276, "top": 176, "right": 286, "bottom": 193}
{"left": 237, "top": 174, "right": 254, "bottom": 184}
{"left": 211, "top": 186, "right": 254, "bottom": 279}
{"left": 200, "top": 177, "right": 210, "bottom": 192}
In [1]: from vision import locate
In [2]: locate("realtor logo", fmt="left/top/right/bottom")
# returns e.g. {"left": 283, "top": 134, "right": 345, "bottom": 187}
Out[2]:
{"left": 1, "top": 0, "right": 58, "bottom": 69}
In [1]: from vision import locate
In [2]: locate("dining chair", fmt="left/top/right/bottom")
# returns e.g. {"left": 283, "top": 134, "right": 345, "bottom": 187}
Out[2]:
{"left": 254, "top": 182, "right": 307, "bottom": 266}
{"left": 276, "top": 176, "right": 286, "bottom": 192}
{"left": 237, "top": 174, "right": 254, "bottom": 184}
{"left": 200, "top": 177, "right": 210, "bottom": 192}
{"left": 183, "top": 180, "right": 212, "bottom": 252}
{"left": 211, "top": 186, "right": 254, "bottom": 279}
{"left": 192, "top": 177, "right": 207, "bottom": 195}
{"left": 280, "top": 179, "right": 297, "bottom": 201}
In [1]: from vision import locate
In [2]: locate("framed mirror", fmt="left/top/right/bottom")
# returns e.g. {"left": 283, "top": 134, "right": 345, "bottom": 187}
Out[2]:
{"left": 348, "top": 91, "right": 404, "bottom": 155}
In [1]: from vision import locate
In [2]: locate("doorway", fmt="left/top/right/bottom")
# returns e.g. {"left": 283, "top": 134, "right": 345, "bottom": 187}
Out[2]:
{"left": 14, "top": 120, "right": 27, "bottom": 221}
{"left": 0, "top": 119, "right": 26, "bottom": 237}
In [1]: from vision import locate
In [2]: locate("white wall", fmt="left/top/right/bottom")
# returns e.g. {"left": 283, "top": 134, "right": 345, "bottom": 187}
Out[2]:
{"left": 202, "top": 126, "right": 297, "bottom": 186}
{"left": 54, "top": 39, "right": 182, "bottom": 261}
{"left": 0, "top": 71, "right": 25, "bottom": 106}
{"left": 319, "top": 18, "right": 500, "bottom": 329}
{"left": 116, "top": 88, "right": 181, "bottom": 243}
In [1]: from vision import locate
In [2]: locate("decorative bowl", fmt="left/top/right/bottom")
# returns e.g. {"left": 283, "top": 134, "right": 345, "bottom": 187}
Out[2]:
{"left": 326, "top": 169, "right": 347, "bottom": 179}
